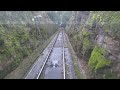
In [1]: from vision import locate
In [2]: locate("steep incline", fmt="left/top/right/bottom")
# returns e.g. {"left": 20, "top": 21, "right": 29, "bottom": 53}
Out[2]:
{"left": 0, "top": 11, "right": 57, "bottom": 79}
{"left": 66, "top": 11, "right": 120, "bottom": 79}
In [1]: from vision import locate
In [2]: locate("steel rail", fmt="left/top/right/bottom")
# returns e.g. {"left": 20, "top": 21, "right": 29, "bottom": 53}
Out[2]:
{"left": 25, "top": 31, "right": 60, "bottom": 79}
{"left": 62, "top": 30, "right": 65, "bottom": 79}
{"left": 36, "top": 31, "right": 60, "bottom": 79}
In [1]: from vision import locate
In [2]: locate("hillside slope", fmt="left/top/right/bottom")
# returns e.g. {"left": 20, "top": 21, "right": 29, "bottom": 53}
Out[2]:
{"left": 65, "top": 11, "right": 120, "bottom": 79}
{"left": 0, "top": 11, "right": 57, "bottom": 78}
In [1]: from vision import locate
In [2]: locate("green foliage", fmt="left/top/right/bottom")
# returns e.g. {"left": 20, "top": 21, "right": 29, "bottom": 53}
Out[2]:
{"left": 83, "top": 37, "right": 92, "bottom": 55}
{"left": 0, "top": 14, "right": 57, "bottom": 79}
{"left": 47, "top": 11, "right": 72, "bottom": 25}
{"left": 73, "top": 62, "right": 81, "bottom": 79}
{"left": 0, "top": 23, "right": 57, "bottom": 78}
{"left": 66, "top": 11, "right": 120, "bottom": 78}
{"left": 61, "top": 12, "right": 72, "bottom": 25}
{"left": 47, "top": 11, "right": 61, "bottom": 24}
{"left": 82, "top": 30, "right": 90, "bottom": 37}
{"left": 0, "top": 58, "right": 21, "bottom": 79}
{"left": 103, "top": 71, "right": 118, "bottom": 79}
{"left": 87, "top": 11, "right": 120, "bottom": 39}
{"left": 88, "top": 46, "right": 111, "bottom": 71}
{"left": 80, "top": 30, "right": 93, "bottom": 56}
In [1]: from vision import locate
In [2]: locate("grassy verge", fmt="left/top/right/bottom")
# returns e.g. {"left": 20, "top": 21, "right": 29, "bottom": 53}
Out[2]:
{"left": 64, "top": 32, "right": 82, "bottom": 79}
{"left": 4, "top": 31, "right": 58, "bottom": 79}
{"left": 65, "top": 58, "right": 70, "bottom": 79}
{"left": 73, "top": 60, "right": 81, "bottom": 79}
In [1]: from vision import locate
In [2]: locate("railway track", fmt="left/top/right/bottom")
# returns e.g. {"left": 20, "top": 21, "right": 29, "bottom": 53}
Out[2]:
{"left": 62, "top": 30, "right": 65, "bottom": 79}
{"left": 25, "top": 30, "right": 66, "bottom": 79}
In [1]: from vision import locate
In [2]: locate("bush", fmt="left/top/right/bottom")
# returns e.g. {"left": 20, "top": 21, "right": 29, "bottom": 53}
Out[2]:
{"left": 88, "top": 46, "right": 111, "bottom": 71}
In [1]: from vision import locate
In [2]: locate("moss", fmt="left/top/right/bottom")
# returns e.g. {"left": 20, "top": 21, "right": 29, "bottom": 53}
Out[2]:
{"left": 88, "top": 46, "right": 111, "bottom": 71}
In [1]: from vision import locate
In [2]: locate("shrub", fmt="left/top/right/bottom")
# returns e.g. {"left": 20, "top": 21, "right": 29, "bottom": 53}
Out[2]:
{"left": 88, "top": 46, "right": 111, "bottom": 71}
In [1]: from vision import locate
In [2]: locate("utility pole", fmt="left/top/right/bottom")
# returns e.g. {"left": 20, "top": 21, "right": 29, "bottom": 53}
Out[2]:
{"left": 74, "top": 11, "right": 77, "bottom": 31}
{"left": 32, "top": 15, "right": 42, "bottom": 39}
